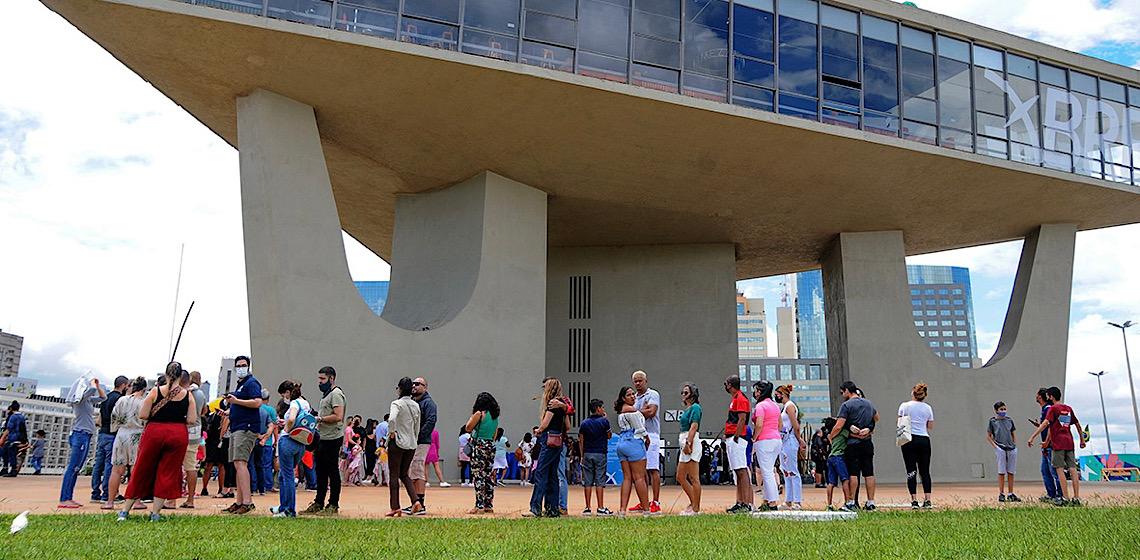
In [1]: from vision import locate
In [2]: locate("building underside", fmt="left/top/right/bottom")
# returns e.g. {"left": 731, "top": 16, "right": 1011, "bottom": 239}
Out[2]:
{"left": 42, "top": 0, "right": 1140, "bottom": 481}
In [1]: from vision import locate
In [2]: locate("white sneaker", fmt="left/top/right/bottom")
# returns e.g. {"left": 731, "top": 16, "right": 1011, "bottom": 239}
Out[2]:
{"left": 462, "top": 482, "right": 474, "bottom": 487}
{"left": 679, "top": 508, "right": 697, "bottom": 516}
{"left": 439, "top": 482, "right": 451, "bottom": 488}
{"left": 425, "top": 482, "right": 431, "bottom": 488}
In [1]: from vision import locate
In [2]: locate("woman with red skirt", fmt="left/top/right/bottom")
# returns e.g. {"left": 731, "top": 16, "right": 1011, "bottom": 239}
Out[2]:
{"left": 117, "top": 362, "right": 198, "bottom": 522}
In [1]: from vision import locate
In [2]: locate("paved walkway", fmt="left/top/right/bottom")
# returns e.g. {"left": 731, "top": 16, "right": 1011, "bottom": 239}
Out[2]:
{"left": 1, "top": 476, "right": 1137, "bottom": 518}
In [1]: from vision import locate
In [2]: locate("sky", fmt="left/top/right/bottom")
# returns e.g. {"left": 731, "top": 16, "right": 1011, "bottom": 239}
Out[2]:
{"left": 1, "top": 0, "right": 1139, "bottom": 454}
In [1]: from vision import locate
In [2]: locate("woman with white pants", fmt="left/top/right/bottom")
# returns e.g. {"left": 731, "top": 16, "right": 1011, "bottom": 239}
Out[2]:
{"left": 775, "top": 384, "right": 806, "bottom": 509}
{"left": 751, "top": 381, "right": 782, "bottom": 512}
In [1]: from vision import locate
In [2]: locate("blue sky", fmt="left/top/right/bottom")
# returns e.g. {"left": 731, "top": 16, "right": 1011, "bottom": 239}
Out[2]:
{"left": 2, "top": 0, "right": 1139, "bottom": 453}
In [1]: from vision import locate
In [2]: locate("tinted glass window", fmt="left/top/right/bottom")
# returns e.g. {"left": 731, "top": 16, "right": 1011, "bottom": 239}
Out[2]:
{"left": 461, "top": 28, "right": 519, "bottom": 60}
{"left": 579, "top": 51, "right": 628, "bottom": 82}
{"left": 734, "top": 56, "right": 774, "bottom": 87}
{"left": 779, "top": 92, "right": 817, "bottom": 120}
{"left": 864, "top": 34, "right": 899, "bottom": 115}
{"left": 525, "top": 10, "right": 577, "bottom": 46}
{"left": 342, "top": 0, "right": 398, "bottom": 10}
{"left": 634, "top": 34, "right": 681, "bottom": 67}
{"left": 1101, "top": 80, "right": 1126, "bottom": 103}
{"left": 732, "top": 2, "right": 774, "bottom": 61}
{"left": 336, "top": 5, "right": 398, "bottom": 39}
{"left": 938, "top": 56, "right": 971, "bottom": 131}
{"left": 972, "top": 45, "right": 1003, "bottom": 70}
{"left": 779, "top": 0, "right": 817, "bottom": 23}
{"left": 526, "top": 0, "right": 576, "bottom": 18}
{"left": 684, "top": 0, "right": 729, "bottom": 78}
{"left": 732, "top": 82, "right": 774, "bottom": 111}
{"left": 682, "top": 72, "right": 727, "bottom": 101}
{"left": 778, "top": 16, "right": 818, "bottom": 96}
{"left": 819, "top": 5, "right": 856, "bottom": 32}
{"left": 632, "top": 62, "right": 679, "bottom": 91}
{"left": 936, "top": 35, "right": 969, "bottom": 62}
{"left": 1070, "top": 72, "right": 1097, "bottom": 95}
{"left": 520, "top": 40, "right": 574, "bottom": 71}
{"left": 821, "top": 26, "right": 858, "bottom": 82}
{"left": 403, "top": 0, "right": 461, "bottom": 23}
{"left": 900, "top": 26, "right": 932, "bottom": 52}
{"left": 1007, "top": 53, "right": 1036, "bottom": 79}
{"left": 400, "top": 17, "right": 459, "bottom": 49}
{"left": 1040, "top": 64, "right": 1066, "bottom": 87}
{"left": 463, "top": 0, "right": 519, "bottom": 34}
{"left": 634, "top": 0, "right": 680, "bottom": 40}
{"left": 580, "top": 0, "right": 631, "bottom": 57}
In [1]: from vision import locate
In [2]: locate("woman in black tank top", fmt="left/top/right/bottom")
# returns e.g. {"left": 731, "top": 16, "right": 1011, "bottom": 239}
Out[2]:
{"left": 117, "top": 362, "right": 198, "bottom": 521}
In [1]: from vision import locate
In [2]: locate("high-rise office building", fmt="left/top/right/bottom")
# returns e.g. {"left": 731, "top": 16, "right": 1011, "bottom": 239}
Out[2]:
{"left": 354, "top": 281, "right": 390, "bottom": 316}
{"left": 0, "top": 329, "right": 23, "bottom": 376}
{"left": 216, "top": 357, "right": 236, "bottom": 396}
{"left": 795, "top": 265, "right": 980, "bottom": 368}
{"left": 908, "top": 265, "right": 980, "bottom": 368}
{"left": 736, "top": 293, "right": 767, "bottom": 359}
{"left": 776, "top": 306, "right": 797, "bottom": 358}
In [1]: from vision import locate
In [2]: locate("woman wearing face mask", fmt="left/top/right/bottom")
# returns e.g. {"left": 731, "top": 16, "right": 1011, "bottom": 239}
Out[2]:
{"left": 271, "top": 380, "right": 309, "bottom": 517}
{"left": 898, "top": 383, "right": 934, "bottom": 509}
{"left": 775, "top": 384, "right": 806, "bottom": 510}
{"left": 751, "top": 381, "right": 781, "bottom": 512}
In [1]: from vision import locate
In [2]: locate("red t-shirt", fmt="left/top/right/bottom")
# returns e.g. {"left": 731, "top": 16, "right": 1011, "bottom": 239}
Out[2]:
{"left": 725, "top": 391, "right": 750, "bottom": 435}
{"left": 1045, "top": 403, "right": 1078, "bottom": 451}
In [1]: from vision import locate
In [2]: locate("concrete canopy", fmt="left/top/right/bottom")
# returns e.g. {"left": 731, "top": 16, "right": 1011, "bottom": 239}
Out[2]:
{"left": 42, "top": 0, "right": 1140, "bottom": 279}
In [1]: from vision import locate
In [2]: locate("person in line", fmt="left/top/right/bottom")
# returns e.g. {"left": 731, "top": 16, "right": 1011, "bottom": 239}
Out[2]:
{"left": 774, "top": 384, "right": 806, "bottom": 510}
{"left": 463, "top": 392, "right": 500, "bottom": 514}
{"left": 386, "top": 377, "right": 422, "bottom": 517}
{"left": 899, "top": 382, "right": 935, "bottom": 509}
{"left": 304, "top": 366, "right": 346, "bottom": 515}
{"left": 251, "top": 389, "right": 278, "bottom": 495}
{"left": 820, "top": 417, "right": 852, "bottom": 511}
{"left": 987, "top": 401, "right": 1019, "bottom": 503}
{"left": 527, "top": 378, "right": 570, "bottom": 517}
{"left": 221, "top": 355, "right": 262, "bottom": 515}
{"left": 2, "top": 401, "right": 27, "bottom": 478}
{"left": 613, "top": 386, "right": 650, "bottom": 517}
{"left": 425, "top": 428, "right": 449, "bottom": 488}
{"left": 409, "top": 377, "right": 437, "bottom": 514}
{"left": 373, "top": 414, "right": 390, "bottom": 487}
{"left": 751, "top": 382, "right": 781, "bottom": 512}
{"left": 341, "top": 416, "right": 360, "bottom": 481}
{"left": 517, "top": 432, "right": 534, "bottom": 487}
{"left": 676, "top": 383, "right": 702, "bottom": 515}
{"left": 1026, "top": 386, "right": 1087, "bottom": 507}
{"left": 630, "top": 370, "right": 662, "bottom": 514}
{"left": 104, "top": 378, "right": 148, "bottom": 509}
{"left": 91, "top": 376, "right": 128, "bottom": 501}
{"left": 59, "top": 376, "right": 106, "bottom": 507}
{"left": 1029, "top": 388, "right": 1062, "bottom": 502}
{"left": 346, "top": 442, "right": 365, "bottom": 486}
{"left": 28, "top": 430, "right": 46, "bottom": 475}
{"left": 269, "top": 380, "right": 309, "bottom": 517}
{"left": 364, "top": 418, "right": 378, "bottom": 485}
{"left": 722, "top": 375, "right": 752, "bottom": 514}
{"left": 492, "top": 428, "right": 509, "bottom": 486}
{"left": 829, "top": 381, "right": 880, "bottom": 511}
{"left": 458, "top": 426, "right": 472, "bottom": 487}
{"left": 578, "top": 398, "right": 612, "bottom": 516}
{"left": 117, "top": 363, "right": 197, "bottom": 522}
{"left": 811, "top": 427, "right": 829, "bottom": 489}
{"left": 182, "top": 371, "right": 210, "bottom": 508}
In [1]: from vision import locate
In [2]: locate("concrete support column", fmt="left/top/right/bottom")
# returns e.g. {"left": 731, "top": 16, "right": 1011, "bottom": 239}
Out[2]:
{"left": 822, "top": 224, "right": 1076, "bottom": 482}
{"left": 236, "top": 89, "right": 547, "bottom": 477}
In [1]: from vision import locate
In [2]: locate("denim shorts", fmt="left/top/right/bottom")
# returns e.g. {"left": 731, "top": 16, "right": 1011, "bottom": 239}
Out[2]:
{"left": 581, "top": 453, "right": 607, "bottom": 487}
{"left": 616, "top": 438, "right": 646, "bottom": 462}
{"left": 826, "top": 455, "right": 849, "bottom": 487}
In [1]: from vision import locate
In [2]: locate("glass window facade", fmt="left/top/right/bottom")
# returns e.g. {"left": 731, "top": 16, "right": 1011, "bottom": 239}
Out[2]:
{"left": 200, "top": 0, "right": 1138, "bottom": 187}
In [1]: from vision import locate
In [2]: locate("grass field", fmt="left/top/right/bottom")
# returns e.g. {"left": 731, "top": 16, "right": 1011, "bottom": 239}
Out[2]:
{"left": 3, "top": 507, "right": 1139, "bottom": 559}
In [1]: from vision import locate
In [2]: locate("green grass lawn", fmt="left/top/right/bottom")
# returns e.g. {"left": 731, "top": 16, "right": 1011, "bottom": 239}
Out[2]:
{"left": 3, "top": 507, "right": 1139, "bottom": 559}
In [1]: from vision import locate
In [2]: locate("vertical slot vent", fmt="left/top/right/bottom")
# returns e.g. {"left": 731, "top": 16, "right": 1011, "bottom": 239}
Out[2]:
{"left": 568, "top": 328, "right": 591, "bottom": 373}
{"left": 569, "top": 275, "right": 591, "bottom": 319}
{"left": 567, "top": 381, "right": 591, "bottom": 427}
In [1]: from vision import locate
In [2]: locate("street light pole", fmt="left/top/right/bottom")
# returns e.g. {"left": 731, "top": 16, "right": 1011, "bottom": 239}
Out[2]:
{"left": 1108, "top": 321, "right": 1140, "bottom": 449}
{"left": 1089, "top": 371, "right": 1112, "bottom": 455}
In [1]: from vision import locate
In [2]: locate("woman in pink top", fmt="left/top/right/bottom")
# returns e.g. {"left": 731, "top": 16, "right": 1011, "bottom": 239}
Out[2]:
{"left": 425, "top": 429, "right": 450, "bottom": 487}
{"left": 751, "top": 381, "right": 781, "bottom": 511}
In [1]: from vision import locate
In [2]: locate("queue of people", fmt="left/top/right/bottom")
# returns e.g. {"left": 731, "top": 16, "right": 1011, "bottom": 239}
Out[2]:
{"left": 3, "top": 360, "right": 1099, "bottom": 521}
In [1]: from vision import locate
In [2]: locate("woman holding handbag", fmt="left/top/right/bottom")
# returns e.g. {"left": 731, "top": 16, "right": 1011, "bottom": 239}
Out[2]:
{"left": 775, "top": 384, "right": 807, "bottom": 510}
{"left": 527, "top": 378, "right": 569, "bottom": 517}
{"left": 898, "top": 383, "right": 935, "bottom": 509}
{"left": 463, "top": 392, "right": 500, "bottom": 514}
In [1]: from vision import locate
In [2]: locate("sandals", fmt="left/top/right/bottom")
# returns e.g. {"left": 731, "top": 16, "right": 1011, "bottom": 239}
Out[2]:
{"left": 180, "top": 502, "right": 195, "bottom": 509}
{"left": 384, "top": 509, "right": 403, "bottom": 517}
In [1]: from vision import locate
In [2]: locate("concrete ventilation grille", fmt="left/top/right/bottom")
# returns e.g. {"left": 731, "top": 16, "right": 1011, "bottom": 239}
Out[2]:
{"left": 569, "top": 276, "right": 591, "bottom": 320}
{"left": 568, "top": 275, "right": 592, "bottom": 375}
{"left": 568, "top": 328, "right": 591, "bottom": 374}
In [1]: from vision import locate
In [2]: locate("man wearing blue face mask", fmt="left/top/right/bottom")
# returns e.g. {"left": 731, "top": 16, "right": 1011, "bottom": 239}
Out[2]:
{"left": 222, "top": 355, "right": 263, "bottom": 515}
{"left": 987, "top": 401, "right": 1019, "bottom": 503}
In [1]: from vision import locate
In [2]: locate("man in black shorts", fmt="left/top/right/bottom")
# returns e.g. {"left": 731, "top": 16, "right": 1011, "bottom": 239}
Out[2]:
{"left": 830, "top": 381, "right": 879, "bottom": 511}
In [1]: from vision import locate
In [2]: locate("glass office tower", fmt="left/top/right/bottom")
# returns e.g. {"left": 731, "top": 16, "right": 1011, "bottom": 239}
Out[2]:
{"left": 353, "top": 280, "right": 390, "bottom": 316}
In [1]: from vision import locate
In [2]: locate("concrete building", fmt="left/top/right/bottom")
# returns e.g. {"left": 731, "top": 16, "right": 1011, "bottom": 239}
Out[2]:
{"left": 353, "top": 280, "right": 390, "bottom": 316}
{"left": 908, "top": 265, "right": 981, "bottom": 369}
{"left": 0, "top": 377, "right": 38, "bottom": 395}
{"left": 42, "top": 0, "right": 1140, "bottom": 482}
{"left": 738, "top": 357, "right": 831, "bottom": 427}
{"left": 736, "top": 293, "right": 768, "bottom": 359}
{"left": 776, "top": 306, "right": 797, "bottom": 358}
{"left": 0, "top": 329, "right": 23, "bottom": 376}
{"left": 216, "top": 357, "right": 237, "bottom": 396}
{"left": 0, "top": 388, "right": 79, "bottom": 475}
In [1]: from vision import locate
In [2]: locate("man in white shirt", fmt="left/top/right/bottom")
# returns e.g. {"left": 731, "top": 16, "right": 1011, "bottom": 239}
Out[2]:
{"left": 631, "top": 370, "right": 662, "bottom": 514}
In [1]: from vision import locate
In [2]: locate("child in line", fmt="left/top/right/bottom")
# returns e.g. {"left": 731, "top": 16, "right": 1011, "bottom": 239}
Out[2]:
{"left": 1027, "top": 386, "right": 1087, "bottom": 506}
{"left": 821, "top": 417, "right": 852, "bottom": 511}
{"left": 987, "top": 402, "right": 1020, "bottom": 502}
{"left": 29, "top": 430, "right": 46, "bottom": 475}
{"left": 346, "top": 444, "right": 364, "bottom": 486}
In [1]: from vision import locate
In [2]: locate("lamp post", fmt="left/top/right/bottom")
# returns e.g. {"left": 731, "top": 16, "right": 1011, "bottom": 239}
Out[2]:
{"left": 1088, "top": 371, "right": 1112, "bottom": 455}
{"left": 1108, "top": 321, "right": 1140, "bottom": 449}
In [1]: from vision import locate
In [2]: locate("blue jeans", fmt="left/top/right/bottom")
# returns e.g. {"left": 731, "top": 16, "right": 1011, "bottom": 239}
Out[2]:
{"left": 30, "top": 456, "right": 43, "bottom": 474}
{"left": 260, "top": 444, "right": 275, "bottom": 491}
{"left": 278, "top": 437, "right": 305, "bottom": 516}
{"left": 90, "top": 432, "right": 116, "bottom": 500}
{"left": 529, "top": 434, "right": 561, "bottom": 516}
{"left": 3, "top": 441, "right": 24, "bottom": 473}
{"left": 558, "top": 445, "right": 568, "bottom": 509}
{"left": 59, "top": 431, "right": 92, "bottom": 502}
{"left": 1041, "top": 449, "right": 1062, "bottom": 498}
{"left": 304, "top": 459, "right": 317, "bottom": 489}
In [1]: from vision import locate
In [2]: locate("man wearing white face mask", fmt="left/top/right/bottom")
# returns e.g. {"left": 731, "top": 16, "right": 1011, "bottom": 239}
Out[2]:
{"left": 223, "top": 355, "right": 263, "bottom": 515}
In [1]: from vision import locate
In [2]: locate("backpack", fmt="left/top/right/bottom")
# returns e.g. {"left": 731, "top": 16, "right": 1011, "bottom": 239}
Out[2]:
{"left": 289, "top": 400, "right": 319, "bottom": 446}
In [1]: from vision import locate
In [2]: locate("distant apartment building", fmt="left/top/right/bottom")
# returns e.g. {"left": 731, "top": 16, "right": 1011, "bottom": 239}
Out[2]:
{"left": 737, "top": 357, "right": 831, "bottom": 428}
{"left": 216, "top": 357, "right": 237, "bottom": 396}
{"left": 0, "top": 329, "right": 23, "bottom": 376}
{"left": 0, "top": 389, "right": 80, "bottom": 474}
{"left": 736, "top": 293, "right": 767, "bottom": 359}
